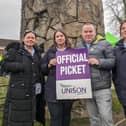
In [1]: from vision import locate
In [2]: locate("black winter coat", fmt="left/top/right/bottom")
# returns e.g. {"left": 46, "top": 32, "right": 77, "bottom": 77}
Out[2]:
{"left": 113, "top": 39, "right": 126, "bottom": 106}
{"left": 1, "top": 42, "right": 45, "bottom": 126}
{"left": 41, "top": 47, "right": 57, "bottom": 102}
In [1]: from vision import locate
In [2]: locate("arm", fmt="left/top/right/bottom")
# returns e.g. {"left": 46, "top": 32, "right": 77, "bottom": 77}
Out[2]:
{"left": 112, "top": 47, "right": 118, "bottom": 85}
{"left": 97, "top": 42, "right": 115, "bottom": 70}
{"left": 40, "top": 51, "right": 50, "bottom": 75}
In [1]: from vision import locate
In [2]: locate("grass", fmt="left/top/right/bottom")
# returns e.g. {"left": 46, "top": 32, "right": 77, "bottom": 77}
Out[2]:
{"left": 112, "top": 89, "right": 124, "bottom": 123}
{"left": 35, "top": 118, "right": 89, "bottom": 126}
{"left": 112, "top": 90, "right": 123, "bottom": 113}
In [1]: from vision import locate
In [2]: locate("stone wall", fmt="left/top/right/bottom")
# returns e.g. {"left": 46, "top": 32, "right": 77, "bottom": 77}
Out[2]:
{"left": 21, "top": 0, "right": 104, "bottom": 51}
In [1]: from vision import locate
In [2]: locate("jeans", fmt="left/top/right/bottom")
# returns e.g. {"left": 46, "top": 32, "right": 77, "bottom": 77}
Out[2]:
{"left": 47, "top": 101, "right": 73, "bottom": 126}
{"left": 85, "top": 88, "right": 114, "bottom": 126}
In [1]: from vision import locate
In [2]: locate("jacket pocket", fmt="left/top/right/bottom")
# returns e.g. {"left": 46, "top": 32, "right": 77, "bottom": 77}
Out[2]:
{"left": 90, "top": 67, "right": 101, "bottom": 81}
{"left": 10, "top": 110, "right": 33, "bottom": 122}
{"left": 100, "top": 70, "right": 110, "bottom": 80}
{"left": 11, "top": 99, "right": 32, "bottom": 110}
{"left": 9, "top": 87, "right": 32, "bottom": 99}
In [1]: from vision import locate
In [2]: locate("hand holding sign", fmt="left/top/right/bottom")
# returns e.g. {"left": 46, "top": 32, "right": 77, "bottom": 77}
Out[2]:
{"left": 88, "top": 58, "right": 100, "bottom": 65}
{"left": 48, "top": 58, "right": 57, "bottom": 68}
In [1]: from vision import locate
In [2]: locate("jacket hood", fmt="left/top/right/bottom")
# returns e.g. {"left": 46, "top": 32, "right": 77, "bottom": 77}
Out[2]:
{"left": 93, "top": 34, "right": 105, "bottom": 44}
{"left": 5, "top": 42, "right": 20, "bottom": 51}
{"left": 5, "top": 42, "right": 41, "bottom": 53}
{"left": 81, "top": 34, "right": 105, "bottom": 45}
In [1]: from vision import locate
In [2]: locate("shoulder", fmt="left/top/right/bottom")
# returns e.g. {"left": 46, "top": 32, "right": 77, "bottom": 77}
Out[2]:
{"left": 98, "top": 39, "right": 110, "bottom": 45}
{"left": 43, "top": 47, "right": 56, "bottom": 59}
{"left": 113, "top": 40, "right": 124, "bottom": 53}
{"left": 96, "top": 39, "right": 113, "bottom": 49}
{"left": 115, "top": 39, "right": 123, "bottom": 47}
{"left": 47, "top": 47, "right": 56, "bottom": 53}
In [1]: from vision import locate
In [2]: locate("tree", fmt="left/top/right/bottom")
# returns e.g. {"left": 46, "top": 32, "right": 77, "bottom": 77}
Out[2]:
{"left": 103, "top": 0, "right": 126, "bottom": 36}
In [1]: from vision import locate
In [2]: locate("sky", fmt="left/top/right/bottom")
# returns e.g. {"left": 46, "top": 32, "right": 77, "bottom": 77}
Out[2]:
{"left": 0, "top": 0, "right": 21, "bottom": 40}
{"left": 0, "top": 0, "right": 114, "bottom": 40}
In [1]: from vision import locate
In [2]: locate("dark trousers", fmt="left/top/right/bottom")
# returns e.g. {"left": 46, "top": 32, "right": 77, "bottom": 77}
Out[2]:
{"left": 36, "top": 93, "right": 46, "bottom": 126}
{"left": 123, "top": 105, "right": 126, "bottom": 118}
{"left": 48, "top": 101, "right": 73, "bottom": 126}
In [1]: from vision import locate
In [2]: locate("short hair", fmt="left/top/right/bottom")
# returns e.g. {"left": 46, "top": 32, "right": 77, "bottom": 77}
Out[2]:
{"left": 23, "top": 30, "right": 37, "bottom": 38}
{"left": 82, "top": 22, "right": 97, "bottom": 32}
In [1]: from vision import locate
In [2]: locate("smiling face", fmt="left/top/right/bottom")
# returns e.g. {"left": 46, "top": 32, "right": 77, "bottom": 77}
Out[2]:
{"left": 23, "top": 32, "right": 36, "bottom": 48}
{"left": 120, "top": 22, "right": 126, "bottom": 40}
{"left": 81, "top": 24, "right": 96, "bottom": 43}
{"left": 54, "top": 31, "right": 66, "bottom": 48}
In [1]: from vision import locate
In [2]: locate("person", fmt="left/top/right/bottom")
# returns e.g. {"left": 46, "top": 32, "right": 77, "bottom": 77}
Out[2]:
{"left": 112, "top": 20, "right": 126, "bottom": 118}
{"left": 0, "top": 55, "right": 4, "bottom": 76}
{"left": 77, "top": 23, "right": 114, "bottom": 126}
{"left": 41, "top": 29, "right": 73, "bottom": 126}
{"left": 1, "top": 30, "right": 45, "bottom": 126}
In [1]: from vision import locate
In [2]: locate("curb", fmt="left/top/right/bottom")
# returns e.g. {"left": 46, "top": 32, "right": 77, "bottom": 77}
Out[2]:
{"left": 114, "top": 118, "right": 126, "bottom": 126}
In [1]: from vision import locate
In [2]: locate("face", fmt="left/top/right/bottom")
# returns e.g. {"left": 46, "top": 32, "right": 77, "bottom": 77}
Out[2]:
{"left": 55, "top": 31, "right": 66, "bottom": 47}
{"left": 120, "top": 22, "right": 126, "bottom": 39}
{"left": 23, "top": 32, "right": 36, "bottom": 48}
{"left": 81, "top": 24, "right": 96, "bottom": 43}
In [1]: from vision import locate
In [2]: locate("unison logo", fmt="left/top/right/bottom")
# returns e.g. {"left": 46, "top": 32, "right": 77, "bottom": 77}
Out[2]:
{"left": 61, "top": 84, "right": 87, "bottom": 95}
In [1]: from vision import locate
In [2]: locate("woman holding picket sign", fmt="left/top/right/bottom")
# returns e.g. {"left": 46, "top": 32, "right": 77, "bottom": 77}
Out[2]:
{"left": 41, "top": 29, "right": 73, "bottom": 126}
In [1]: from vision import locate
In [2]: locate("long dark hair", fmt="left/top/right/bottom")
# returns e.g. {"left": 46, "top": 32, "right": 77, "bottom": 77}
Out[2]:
{"left": 53, "top": 29, "right": 71, "bottom": 48}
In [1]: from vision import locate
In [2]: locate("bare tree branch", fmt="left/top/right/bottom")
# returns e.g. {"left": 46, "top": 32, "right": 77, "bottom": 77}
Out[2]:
{"left": 103, "top": 0, "right": 125, "bottom": 35}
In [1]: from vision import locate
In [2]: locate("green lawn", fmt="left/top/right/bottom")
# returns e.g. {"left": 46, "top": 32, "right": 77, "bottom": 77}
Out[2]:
{"left": 35, "top": 118, "right": 89, "bottom": 126}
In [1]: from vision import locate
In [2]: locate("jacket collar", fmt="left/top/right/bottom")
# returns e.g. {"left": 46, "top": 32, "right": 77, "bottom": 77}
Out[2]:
{"left": 81, "top": 34, "right": 105, "bottom": 46}
{"left": 116, "top": 39, "right": 125, "bottom": 49}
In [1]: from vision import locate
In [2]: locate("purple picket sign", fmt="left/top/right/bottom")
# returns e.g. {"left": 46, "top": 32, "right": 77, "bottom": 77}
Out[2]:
{"left": 56, "top": 48, "right": 90, "bottom": 81}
